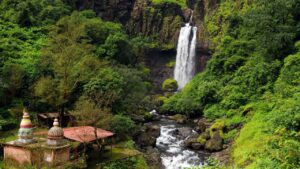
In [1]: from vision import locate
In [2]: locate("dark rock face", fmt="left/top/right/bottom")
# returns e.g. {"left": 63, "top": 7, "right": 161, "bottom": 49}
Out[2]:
{"left": 69, "top": 0, "right": 135, "bottom": 24}
{"left": 126, "top": 0, "right": 184, "bottom": 50}
{"left": 144, "top": 50, "right": 175, "bottom": 93}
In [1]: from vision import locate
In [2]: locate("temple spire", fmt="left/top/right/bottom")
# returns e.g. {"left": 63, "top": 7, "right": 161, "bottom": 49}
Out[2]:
{"left": 17, "top": 108, "right": 34, "bottom": 144}
{"left": 47, "top": 118, "right": 65, "bottom": 146}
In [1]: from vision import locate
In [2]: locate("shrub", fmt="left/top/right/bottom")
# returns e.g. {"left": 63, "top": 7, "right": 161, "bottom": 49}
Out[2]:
{"left": 204, "top": 104, "right": 226, "bottom": 120}
{"left": 110, "top": 115, "right": 136, "bottom": 139}
{"left": 223, "top": 129, "right": 238, "bottom": 143}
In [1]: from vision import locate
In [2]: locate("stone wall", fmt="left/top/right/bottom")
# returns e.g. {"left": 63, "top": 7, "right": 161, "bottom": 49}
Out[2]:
{"left": 4, "top": 145, "right": 32, "bottom": 165}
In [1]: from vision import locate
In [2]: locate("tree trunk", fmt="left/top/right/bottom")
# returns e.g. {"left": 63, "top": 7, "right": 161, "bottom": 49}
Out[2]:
{"left": 60, "top": 105, "right": 64, "bottom": 127}
{"left": 94, "top": 127, "right": 102, "bottom": 150}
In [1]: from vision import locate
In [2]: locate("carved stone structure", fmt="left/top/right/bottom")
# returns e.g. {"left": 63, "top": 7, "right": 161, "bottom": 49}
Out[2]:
{"left": 3, "top": 112, "right": 70, "bottom": 167}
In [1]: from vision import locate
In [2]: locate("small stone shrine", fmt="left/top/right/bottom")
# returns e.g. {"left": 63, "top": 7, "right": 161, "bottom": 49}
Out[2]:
{"left": 3, "top": 109, "right": 70, "bottom": 167}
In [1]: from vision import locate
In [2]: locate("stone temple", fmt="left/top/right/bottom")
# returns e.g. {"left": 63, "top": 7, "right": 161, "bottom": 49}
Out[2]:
{"left": 3, "top": 109, "right": 70, "bottom": 167}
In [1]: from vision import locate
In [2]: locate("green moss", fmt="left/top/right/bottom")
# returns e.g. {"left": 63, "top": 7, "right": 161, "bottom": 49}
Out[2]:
{"left": 149, "top": 7, "right": 155, "bottom": 15}
{"left": 197, "top": 135, "right": 207, "bottom": 145}
{"left": 161, "top": 43, "right": 175, "bottom": 50}
{"left": 154, "top": 95, "right": 167, "bottom": 106}
{"left": 151, "top": 0, "right": 187, "bottom": 9}
{"left": 166, "top": 60, "right": 176, "bottom": 68}
{"left": 210, "top": 120, "right": 225, "bottom": 132}
{"left": 162, "top": 78, "right": 178, "bottom": 91}
{"left": 209, "top": 120, "right": 225, "bottom": 138}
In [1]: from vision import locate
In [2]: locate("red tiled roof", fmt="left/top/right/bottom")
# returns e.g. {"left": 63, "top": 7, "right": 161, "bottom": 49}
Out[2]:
{"left": 63, "top": 126, "right": 114, "bottom": 143}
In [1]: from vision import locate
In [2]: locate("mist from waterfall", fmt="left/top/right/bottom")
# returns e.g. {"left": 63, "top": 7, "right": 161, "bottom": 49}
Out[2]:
{"left": 174, "top": 18, "right": 197, "bottom": 90}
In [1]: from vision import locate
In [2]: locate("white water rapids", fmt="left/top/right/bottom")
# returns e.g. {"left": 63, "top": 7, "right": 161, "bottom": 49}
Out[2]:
{"left": 156, "top": 119, "right": 205, "bottom": 169}
{"left": 174, "top": 22, "right": 197, "bottom": 90}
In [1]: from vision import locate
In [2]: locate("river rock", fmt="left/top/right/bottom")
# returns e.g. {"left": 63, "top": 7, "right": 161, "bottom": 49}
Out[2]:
{"left": 184, "top": 137, "right": 197, "bottom": 147}
{"left": 136, "top": 124, "right": 160, "bottom": 148}
{"left": 150, "top": 110, "right": 161, "bottom": 121}
{"left": 205, "top": 131, "right": 223, "bottom": 152}
{"left": 195, "top": 121, "right": 207, "bottom": 133}
{"left": 191, "top": 142, "right": 203, "bottom": 150}
{"left": 184, "top": 137, "right": 205, "bottom": 150}
{"left": 144, "top": 147, "right": 163, "bottom": 169}
{"left": 178, "top": 127, "right": 192, "bottom": 139}
{"left": 200, "top": 129, "right": 210, "bottom": 140}
{"left": 167, "top": 114, "right": 187, "bottom": 124}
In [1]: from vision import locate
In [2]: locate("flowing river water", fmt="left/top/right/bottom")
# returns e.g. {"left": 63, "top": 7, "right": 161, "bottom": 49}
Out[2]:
{"left": 155, "top": 118, "right": 207, "bottom": 169}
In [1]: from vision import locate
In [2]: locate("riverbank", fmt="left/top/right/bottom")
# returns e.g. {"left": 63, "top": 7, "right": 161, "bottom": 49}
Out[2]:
{"left": 133, "top": 113, "right": 234, "bottom": 169}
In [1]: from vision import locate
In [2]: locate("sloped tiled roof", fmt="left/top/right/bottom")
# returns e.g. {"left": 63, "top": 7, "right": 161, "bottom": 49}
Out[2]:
{"left": 63, "top": 126, "right": 114, "bottom": 143}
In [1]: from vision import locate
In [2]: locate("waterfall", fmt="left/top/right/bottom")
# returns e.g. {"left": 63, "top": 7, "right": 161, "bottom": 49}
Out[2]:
{"left": 174, "top": 16, "right": 197, "bottom": 90}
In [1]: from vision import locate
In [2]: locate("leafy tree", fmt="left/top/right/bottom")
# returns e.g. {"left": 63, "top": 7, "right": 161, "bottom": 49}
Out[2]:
{"left": 1, "top": 63, "right": 25, "bottom": 105}
{"left": 0, "top": 20, "right": 45, "bottom": 106}
{"left": 70, "top": 97, "right": 112, "bottom": 129}
{"left": 97, "top": 32, "right": 136, "bottom": 65}
{"left": 84, "top": 68, "right": 124, "bottom": 108}
{"left": 0, "top": 0, "right": 70, "bottom": 26}
{"left": 110, "top": 115, "right": 136, "bottom": 139}
{"left": 34, "top": 11, "right": 103, "bottom": 125}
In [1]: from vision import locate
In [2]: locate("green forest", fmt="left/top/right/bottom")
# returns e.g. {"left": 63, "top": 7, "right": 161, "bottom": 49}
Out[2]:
{"left": 0, "top": 0, "right": 299, "bottom": 169}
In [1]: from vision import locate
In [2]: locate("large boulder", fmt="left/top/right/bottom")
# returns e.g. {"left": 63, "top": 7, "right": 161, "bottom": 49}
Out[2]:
{"left": 178, "top": 127, "right": 192, "bottom": 139}
{"left": 184, "top": 137, "right": 197, "bottom": 147}
{"left": 145, "top": 147, "right": 163, "bottom": 169}
{"left": 195, "top": 120, "right": 207, "bottom": 133}
{"left": 205, "top": 130, "right": 223, "bottom": 152}
{"left": 184, "top": 137, "right": 205, "bottom": 150}
{"left": 135, "top": 124, "right": 160, "bottom": 148}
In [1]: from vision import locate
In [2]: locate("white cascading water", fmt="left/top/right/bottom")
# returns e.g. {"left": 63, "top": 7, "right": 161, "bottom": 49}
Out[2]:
{"left": 156, "top": 119, "right": 205, "bottom": 169}
{"left": 174, "top": 14, "right": 197, "bottom": 90}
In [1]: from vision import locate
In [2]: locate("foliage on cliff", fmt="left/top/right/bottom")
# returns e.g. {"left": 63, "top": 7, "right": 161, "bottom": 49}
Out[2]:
{"left": 152, "top": 0, "right": 187, "bottom": 8}
{"left": 163, "top": 0, "right": 300, "bottom": 168}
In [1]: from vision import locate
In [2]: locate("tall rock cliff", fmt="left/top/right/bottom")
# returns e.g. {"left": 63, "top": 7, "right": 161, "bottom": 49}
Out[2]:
{"left": 67, "top": 0, "right": 218, "bottom": 51}
{"left": 126, "top": 0, "right": 183, "bottom": 50}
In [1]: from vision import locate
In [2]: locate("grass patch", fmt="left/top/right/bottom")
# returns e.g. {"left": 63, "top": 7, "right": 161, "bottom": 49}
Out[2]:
{"left": 102, "top": 146, "right": 141, "bottom": 162}
{"left": 0, "top": 129, "right": 18, "bottom": 143}
{"left": 86, "top": 141, "right": 142, "bottom": 168}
